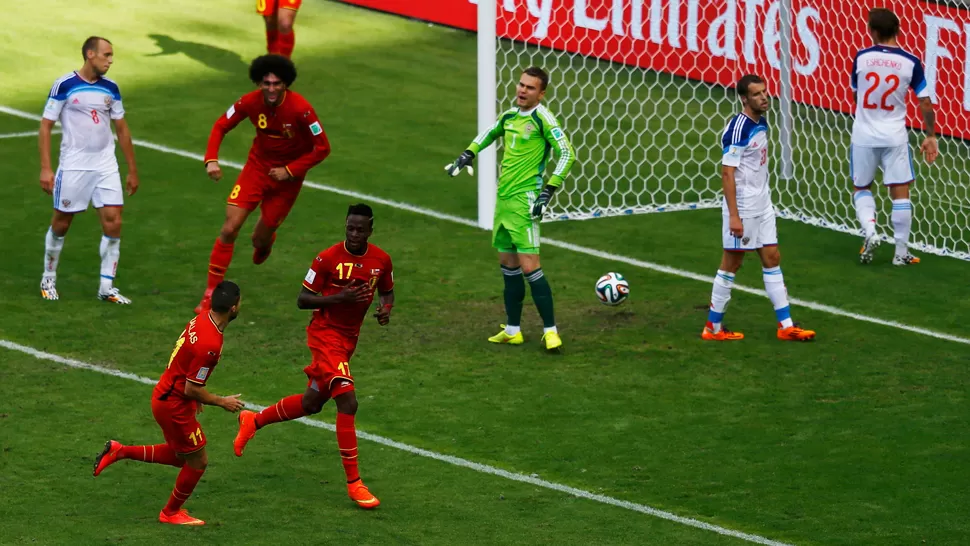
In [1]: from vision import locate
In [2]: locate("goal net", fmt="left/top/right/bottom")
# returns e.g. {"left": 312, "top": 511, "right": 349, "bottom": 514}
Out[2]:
{"left": 490, "top": 0, "right": 970, "bottom": 260}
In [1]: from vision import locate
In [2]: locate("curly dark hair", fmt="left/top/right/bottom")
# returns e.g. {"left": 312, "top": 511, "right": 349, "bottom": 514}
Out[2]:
{"left": 249, "top": 55, "right": 297, "bottom": 86}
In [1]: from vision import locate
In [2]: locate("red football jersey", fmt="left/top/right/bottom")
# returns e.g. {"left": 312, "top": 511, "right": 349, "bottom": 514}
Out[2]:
{"left": 153, "top": 313, "right": 225, "bottom": 403}
{"left": 204, "top": 89, "right": 331, "bottom": 178}
{"left": 302, "top": 242, "right": 394, "bottom": 338}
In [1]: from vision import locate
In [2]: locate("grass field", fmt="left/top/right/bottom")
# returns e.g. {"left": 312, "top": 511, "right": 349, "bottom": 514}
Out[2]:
{"left": 2, "top": 1, "right": 970, "bottom": 544}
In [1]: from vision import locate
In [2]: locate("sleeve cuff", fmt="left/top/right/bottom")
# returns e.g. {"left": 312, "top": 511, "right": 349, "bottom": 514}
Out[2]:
{"left": 302, "top": 281, "right": 320, "bottom": 293}
{"left": 285, "top": 166, "right": 295, "bottom": 177}
{"left": 204, "top": 159, "right": 218, "bottom": 165}
{"left": 467, "top": 143, "right": 481, "bottom": 155}
{"left": 548, "top": 175, "right": 564, "bottom": 188}
{"left": 185, "top": 378, "right": 206, "bottom": 386}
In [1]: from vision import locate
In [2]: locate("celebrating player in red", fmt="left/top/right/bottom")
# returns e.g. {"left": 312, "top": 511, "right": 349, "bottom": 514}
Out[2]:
{"left": 93, "top": 281, "right": 245, "bottom": 526}
{"left": 257, "top": 0, "right": 302, "bottom": 59}
{"left": 232, "top": 204, "right": 394, "bottom": 509}
{"left": 197, "top": 54, "right": 331, "bottom": 313}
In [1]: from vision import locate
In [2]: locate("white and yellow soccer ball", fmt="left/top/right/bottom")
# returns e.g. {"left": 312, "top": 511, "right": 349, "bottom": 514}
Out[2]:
{"left": 595, "top": 272, "right": 629, "bottom": 306}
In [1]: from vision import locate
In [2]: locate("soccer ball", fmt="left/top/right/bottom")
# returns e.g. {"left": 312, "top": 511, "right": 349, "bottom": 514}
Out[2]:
{"left": 595, "top": 273, "right": 629, "bottom": 306}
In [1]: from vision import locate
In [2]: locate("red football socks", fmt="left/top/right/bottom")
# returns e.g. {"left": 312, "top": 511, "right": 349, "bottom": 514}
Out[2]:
{"left": 254, "top": 394, "right": 306, "bottom": 428}
{"left": 278, "top": 30, "right": 295, "bottom": 58}
{"left": 120, "top": 444, "right": 183, "bottom": 467}
{"left": 162, "top": 465, "right": 205, "bottom": 515}
{"left": 207, "top": 239, "right": 234, "bottom": 292}
{"left": 336, "top": 412, "right": 360, "bottom": 483}
{"left": 266, "top": 28, "right": 279, "bottom": 54}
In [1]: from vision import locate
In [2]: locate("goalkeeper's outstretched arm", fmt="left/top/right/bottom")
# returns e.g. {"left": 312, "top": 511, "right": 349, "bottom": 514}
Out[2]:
{"left": 445, "top": 112, "right": 509, "bottom": 177}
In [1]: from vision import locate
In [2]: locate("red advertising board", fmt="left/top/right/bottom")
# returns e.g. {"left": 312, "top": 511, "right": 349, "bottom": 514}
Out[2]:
{"left": 338, "top": 0, "right": 969, "bottom": 138}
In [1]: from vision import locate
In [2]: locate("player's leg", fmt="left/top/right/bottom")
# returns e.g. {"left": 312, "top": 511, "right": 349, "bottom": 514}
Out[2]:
{"left": 703, "top": 213, "right": 748, "bottom": 340}
{"left": 755, "top": 217, "right": 815, "bottom": 341}
{"left": 41, "top": 209, "right": 74, "bottom": 301}
{"left": 93, "top": 439, "right": 184, "bottom": 477}
{"left": 851, "top": 144, "right": 881, "bottom": 263}
{"left": 259, "top": 0, "right": 280, "bottom": 54}
{"left": 511, "top": 193, "right": 560, "bottom": 350}
{"left": 251, "top": 181, "right": 301, "bottom": 265}
{"left": 198, "top": 166, "right": 263, "bottom": 312}
{"left": 95, "top": 206, "right": 129, "bottom": 304}
{"left": 159, "top": 447, "right": 208, "bottom": 525}
{"left": 41, "top": 170, "right": 93, "bottom": 300}
{"left": 275, "top": 1, "right": 300, "bottom": 58}
{"left": 885, "top": 145, "right": 918, "bottom": 265}
{"left": 333, "top": 386, "right": 380, "bottom": 509}
{"left": 490, "top": 195, "right": 526, "bottom": 343}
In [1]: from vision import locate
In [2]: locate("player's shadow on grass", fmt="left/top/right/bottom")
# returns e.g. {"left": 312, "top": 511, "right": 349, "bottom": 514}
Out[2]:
{"left": 147, "top": 34, "right": 247, "bottom": 74}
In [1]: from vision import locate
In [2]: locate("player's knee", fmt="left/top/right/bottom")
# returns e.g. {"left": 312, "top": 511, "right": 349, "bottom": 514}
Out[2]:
{"left": 278, "top": 21, "right": 294, "bottom": 33}
{"left": 302, "top": 397, "right": 323, "bottom": 415}
{"left": 219, "top": 223, "right": 241, "bottom": 243}
{"left": 184, "top": 451, "right": 208, "bottom": 470}
{"left": 336, "top": 396, "right": 358, "bottom": 416}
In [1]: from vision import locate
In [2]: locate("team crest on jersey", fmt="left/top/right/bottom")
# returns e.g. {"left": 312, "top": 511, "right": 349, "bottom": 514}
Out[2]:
{"left": 524, "top": 122, "right": 534, "bottom": 134}
{"left": 282, "top": 123, "right": 294, "bottom": 139}
{"left": 742, "top": 237, "right": 750, "bottom": 245}
{"left": 61, "top": 199, "right": 71, "bottom": 207}
{"left": 370, "top": 268, "right": 381, "bottom": 275}
{"left": 104, "top": 96, "right": 113, "bottom": 107}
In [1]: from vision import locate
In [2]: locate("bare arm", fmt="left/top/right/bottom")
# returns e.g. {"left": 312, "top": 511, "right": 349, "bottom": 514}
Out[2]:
{"left": 184, "top": 381, "right": 243, "bottom": 412}
{"left": 297, "top": 285, "right": 370, "bottom": 310}
{"left": 113, "top": 118, "right": 140, "bottom": 195}
{"left": 918, "top": 97, "right": 939, "bottom": 163}
{"left": 38, "top": 119, "right": 56, "bottom": 194}
{"left": 721, "top": 165, "right": 743, "bottom": 237}
{"left": 374, "top": 290, "right": 394, "bottom": 326}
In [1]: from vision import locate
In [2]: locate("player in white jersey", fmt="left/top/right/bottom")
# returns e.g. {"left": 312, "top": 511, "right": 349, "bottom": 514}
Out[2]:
{"left": 702, "top": 75, "right": 816, "bottom": 342}
{"left": 851, "top": 8, "right": 938, "bottom": 266}
{"left": 38, "top": 36, "right": 139, "bottom": 304}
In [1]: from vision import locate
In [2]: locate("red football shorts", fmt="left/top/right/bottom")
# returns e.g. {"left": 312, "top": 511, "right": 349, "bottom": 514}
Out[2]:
{"left": 256, "top": 0, "right": 302, "bottom": 16}
{"left": 304, "top": 326, "right": 358, "bottom": 398}
{"left": 151, "top": 397, "right": 206, "bottom": 455}
{"left": 227, "top": 160, "right": 304, "bottom": 229}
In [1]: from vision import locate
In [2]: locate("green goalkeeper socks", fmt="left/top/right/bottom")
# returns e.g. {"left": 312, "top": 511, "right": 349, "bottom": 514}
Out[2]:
{"left": 525, "top": 268, "right": 556, "bottom": 328}
{"left": 501, "top": 265, "right": 525, "bottom": 327}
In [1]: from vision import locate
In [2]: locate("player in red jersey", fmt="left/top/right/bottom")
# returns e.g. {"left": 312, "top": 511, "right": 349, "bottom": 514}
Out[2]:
{"left": 232, "top": 204, "right": 393, "bottom": 509}
{"left": 197, "top": 55, "right": 331, "bottom": 313}
{"left": 92, "top": 281, "right": 245, "bottom": 526}
{"left": 257, "top": 0, "right": 302, "bottom": 59}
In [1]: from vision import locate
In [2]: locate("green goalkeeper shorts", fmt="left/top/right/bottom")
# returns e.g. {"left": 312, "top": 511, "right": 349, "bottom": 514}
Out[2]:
{"left": 492, "top": 191, "right": 540, "bottom": 254}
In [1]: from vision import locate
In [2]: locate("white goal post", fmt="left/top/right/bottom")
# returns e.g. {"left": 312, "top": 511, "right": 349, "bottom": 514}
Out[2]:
{"left": 476, "top": 0, "right": 970, "bottom": 260}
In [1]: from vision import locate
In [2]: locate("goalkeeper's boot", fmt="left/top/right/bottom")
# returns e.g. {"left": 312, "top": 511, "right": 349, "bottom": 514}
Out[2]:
{"left": 701, "top": 325, "right": 744, "bottom": 341}
{"left": 233, "top": 410, "right": 257, "bottom": 457}
{"left": 98, "top": 287, "right": 132, "bottom": 305}
{"left": 777, "top": 324, "right": 816, "bottom": 341}
{"left": 488, "top": 325, "right": 524, "bottom": 345}
{"left": 253, "top": 233, "right": 277, "bottom": 265}
{"left": 859, "top": 233, "right": 880, "bottom": 264}
{"left": 40, "top": 277, "right": 59, "bottom": 301}
{"left": 348, "top": 480, "right": 380, "bottom": 509}
{"left": 159, "top": 509, "right": 205, "bottom": 526}
{"left": 541, "top": 330, "right": 563, "bottom": 351}
{"left": 892, "top": 253, "right": 920, "bottom": 266}
{"left": 93, "top": 440, "right": 123, "bottom": 477}
{"left": 194, "top": 288, "right": 214, "bottom": 315}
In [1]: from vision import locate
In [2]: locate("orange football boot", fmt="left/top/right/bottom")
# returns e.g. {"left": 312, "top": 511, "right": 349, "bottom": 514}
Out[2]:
{"left": 777, "top": 325, "right": 816, "bottom": 341}
{"left": 93, "top": 440, "right": 122, "bottom": 477}
{"left": 233, "top": 410, "right": 257, "bottom": 457}
{"left": 348, "top": 480, "right": 380, "bottom": 509}
{"left": 159, "top": 509, "right": 205, "bottom": 526}
{"left": 701, "top": 326, "right": 744, "bottom": 341}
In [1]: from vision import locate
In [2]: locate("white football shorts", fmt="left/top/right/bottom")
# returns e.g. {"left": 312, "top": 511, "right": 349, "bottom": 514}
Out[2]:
{"left": 53, "top": 169, "right": 124, "bottom": 213}
{"left": 851, "top": 144, "right": 914, "bottom": 188}
{"left": 722, "top": 209, "right": 778, "bottom": 251}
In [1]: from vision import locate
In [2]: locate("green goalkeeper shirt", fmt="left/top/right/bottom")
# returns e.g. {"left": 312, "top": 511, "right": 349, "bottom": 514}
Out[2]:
{"left": 466, "top": 104, "right": 576, "bottom": 199}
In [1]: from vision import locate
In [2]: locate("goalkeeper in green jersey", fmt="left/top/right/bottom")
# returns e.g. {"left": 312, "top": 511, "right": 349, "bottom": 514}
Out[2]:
{"left": 445, "top": 66, "right": 575, "bottom": 351}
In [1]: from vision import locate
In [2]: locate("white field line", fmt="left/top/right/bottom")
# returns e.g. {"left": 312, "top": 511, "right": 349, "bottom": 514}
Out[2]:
{"left": 2, "top": 103, "right": 966, "bottom": 348}
{"left": 0, "top": 129, "right": 59, "bottom": 139}
{"left": 0, "top": 339, "right": 794, "bottom": 546}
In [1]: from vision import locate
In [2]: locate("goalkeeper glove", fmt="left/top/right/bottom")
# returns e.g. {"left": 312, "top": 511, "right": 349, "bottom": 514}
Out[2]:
{"left": 444, "top": 150, "right": 475, "bottom": 177}
{"left": 532, "top": 186, "right": 556, "bottom": 218}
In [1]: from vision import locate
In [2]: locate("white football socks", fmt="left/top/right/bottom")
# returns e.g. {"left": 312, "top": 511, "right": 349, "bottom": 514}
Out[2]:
{"left": 99, "top": 235, "right": 121, "bottom": 293}
{"left": 891, "top": 199, "right": 913, "bottom": 257}
{"left": 853, "top": 190, "right": 877, "bottom": 238}
{"left": 707, "top": 270, "right": 735, "bottom": 333}
{"left": 763, "top": 266, "right": 794, "bottom": 329}
{"left": 43, "top": 227, "right": 65, "bottom": 279}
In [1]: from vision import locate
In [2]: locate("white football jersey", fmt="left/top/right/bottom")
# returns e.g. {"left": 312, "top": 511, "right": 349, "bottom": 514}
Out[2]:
{"left": 42, "top": 72, "right": 125, "bottom": 171}
{"left": 720, "top": 113, "right": 772, "bottom": 218}
{"left": 851, "top": 45, "right": 930, "bottom": 147}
